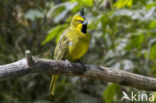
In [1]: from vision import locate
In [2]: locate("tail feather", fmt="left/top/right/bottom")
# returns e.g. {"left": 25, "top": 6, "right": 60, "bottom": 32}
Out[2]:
{"left": 49, "top": 75, "right": 59, "bottom": 95}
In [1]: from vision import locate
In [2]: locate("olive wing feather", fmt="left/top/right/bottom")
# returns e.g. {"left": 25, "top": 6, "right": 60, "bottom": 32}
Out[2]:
{"left": 54, "top": 30, "right": 69, "bottom": 60}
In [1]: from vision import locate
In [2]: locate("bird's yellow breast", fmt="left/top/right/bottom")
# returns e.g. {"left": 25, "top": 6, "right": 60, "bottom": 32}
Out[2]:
{"left": 65, "top": 28, "right": 90, "bottom": 61}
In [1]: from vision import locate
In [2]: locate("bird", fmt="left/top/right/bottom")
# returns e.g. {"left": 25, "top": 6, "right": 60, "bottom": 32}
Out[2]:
{"left": 49, "top": 9, "right": 90, "bottom": 95}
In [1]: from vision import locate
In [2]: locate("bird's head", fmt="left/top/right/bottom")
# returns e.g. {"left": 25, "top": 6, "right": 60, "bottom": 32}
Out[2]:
{"left": 70, "top": 13, "right": 88, "bottom": 33}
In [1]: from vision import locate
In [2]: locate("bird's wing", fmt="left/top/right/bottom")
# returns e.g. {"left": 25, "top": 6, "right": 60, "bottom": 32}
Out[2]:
{"left": 54, "top": 30, "right": 69, "bottom": 60}
{"left": 49, "top": 30, "right": 69, "bottom": 95}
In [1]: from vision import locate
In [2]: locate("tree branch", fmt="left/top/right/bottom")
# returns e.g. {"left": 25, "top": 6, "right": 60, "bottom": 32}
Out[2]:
{"left": 0, "top": 50, "right": 156, "bottom": 91}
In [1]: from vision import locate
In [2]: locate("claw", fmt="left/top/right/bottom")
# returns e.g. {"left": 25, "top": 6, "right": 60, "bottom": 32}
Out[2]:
{"left": 77, "top": 59, "right": 86, "bottom": 69}
{"left": 65, "top": 59, "right": 72, "bottom": 67}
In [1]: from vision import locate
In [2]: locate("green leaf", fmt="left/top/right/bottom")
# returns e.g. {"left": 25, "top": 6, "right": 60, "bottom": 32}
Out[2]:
{"left": 149, "top": 20, "right": 156, "bottom": 29}
{"left": 146, "top": 2, "right": 156, "bottom": 10}
{"left": 48, "top": 6, "right": 66, "bottom": 18}
{"left": 114, "top": 0, "right": 133, "bottom": 8}
{"left": 70, "top": 0, "right": 93, "bottom": 6}
{"left": 149, "top": 44, "right": 156, "bottom": 60}
{"left": 42, "top": 25, "right": 67, "bottom": 45}
{"left": 55, "top": 32, "right": 62, "bottom": 43}
{"left": 47, "top": 2, "right": 77, "bottom": 23}
{"left": 125, "top": 33, "right": 144, "bottom": 50}
{"left": 102, "top": 84, "right": 119, "bottom": 103}
{"left": 25, "top": 9, "right": 43, "bottom": 21}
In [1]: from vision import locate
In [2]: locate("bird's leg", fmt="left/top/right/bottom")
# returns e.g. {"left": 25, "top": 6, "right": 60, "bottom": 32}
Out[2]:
{"left": 65, "top": 59, "right": 72, "bottom": 68}
{"left": 77, "top": 59, "right": 86, "bottom": 69}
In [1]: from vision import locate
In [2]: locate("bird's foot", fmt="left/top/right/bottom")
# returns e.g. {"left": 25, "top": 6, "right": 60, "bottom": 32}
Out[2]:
{"left": 65, "top": 59, "right": 72, "bottom": 68}
{"left": 77, "top": 59, "right": 86, "bottom": 69}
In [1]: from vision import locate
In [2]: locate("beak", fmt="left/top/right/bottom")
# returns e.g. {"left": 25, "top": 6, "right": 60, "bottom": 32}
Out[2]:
{"left": 83, "top": 20, "right": 88, "bottom": 25}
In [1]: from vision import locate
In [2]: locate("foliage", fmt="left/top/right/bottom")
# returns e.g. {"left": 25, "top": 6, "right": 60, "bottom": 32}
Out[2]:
{"left": 0, "top": 0, "right": 156, "bottom": 103}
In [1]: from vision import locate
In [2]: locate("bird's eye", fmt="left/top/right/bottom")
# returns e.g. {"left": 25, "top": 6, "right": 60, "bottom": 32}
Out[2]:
{"left": 77, "top": 20, "right": 83, "bottom": 23}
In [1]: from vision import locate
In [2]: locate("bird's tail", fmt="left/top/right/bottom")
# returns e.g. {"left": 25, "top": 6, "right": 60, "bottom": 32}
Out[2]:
{"left": 49, "top": 75, "right": 59, "bottom": 95}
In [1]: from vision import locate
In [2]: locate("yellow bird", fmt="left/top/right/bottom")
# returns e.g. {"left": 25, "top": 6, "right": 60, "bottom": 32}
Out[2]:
{"left": 49, "top": 10, "right": 90, "bottom": 95}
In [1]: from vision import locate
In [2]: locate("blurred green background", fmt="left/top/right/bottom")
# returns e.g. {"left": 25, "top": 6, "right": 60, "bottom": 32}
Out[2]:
{"left": 0, "top": 0, "right": 156, "bottom": 103}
